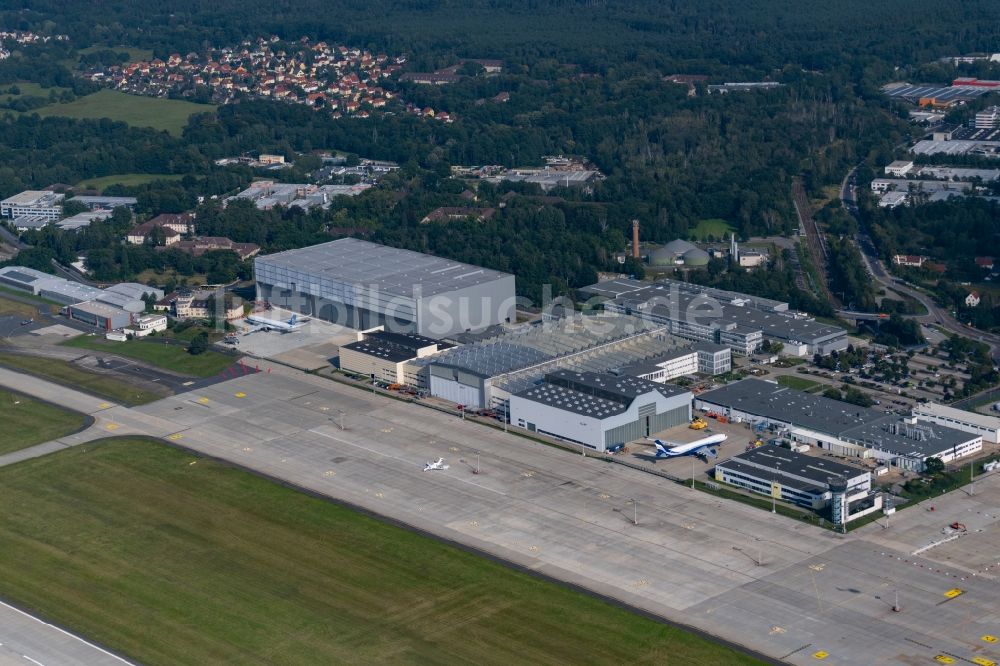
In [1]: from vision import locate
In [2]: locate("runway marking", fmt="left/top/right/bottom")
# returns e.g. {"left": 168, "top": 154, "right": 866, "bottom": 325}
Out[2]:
{"left": 972, "top": 657, "right": 996, "bottom": 666}
{"left": 468, "top": 520, "right": 479, "bottom": 527}
{"left": 528, "top": 545, "right": 539, "bottom": 552}
{"left": 323, "top": 470, "right": 336, "bottom": 477}
{"left": 808, "top": 563, "right": 826, "bottom": 572}
{"left": 599, "top": 493, "right": 610, "bottom": 499}
{"left": 105, "top": 423, "right": 119, "bottom": 431}
{"left": 769, "top": 625, "right": 786, "bottom": 635}
{"left": 23, "top": 656, "right": 45, "bottom": 666}
{"left": 242, "top": 447, "right": 253, "bottom": 453}
{"left": 983, "top": 635, "right": 998, "bottom": 643}
{"left": 0, "top": 600, "right": 136, "bottom": 665}
{"left": 375, "top": 491, "right": 384, "bottom": 498}
{"left": 934, "top": 656, "right": 955, "bottom": 665}
{"left": 182, "top": 381, "right": 194, "bottom": 386}
{"left": 197, "top": 397, "right": 210, "bottom": 404}
{"left": 234, "top": 392, "right": 247, "bottom": 398}
{"left": 168, "top": 433, "right": 183, "bottom": 440}
{"left": 812, "top": 651, "right": 829, "bottom": 660}
{"left": 943, "top": 588, "right": 963, "bottom": 599}
{"left": 98, "top": 402, "right": 111, "bottom": 409}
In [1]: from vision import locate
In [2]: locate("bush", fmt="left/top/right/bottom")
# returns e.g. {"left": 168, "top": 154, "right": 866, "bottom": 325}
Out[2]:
{"left": 188, "top": 332, "right": 209, "bottom": 356}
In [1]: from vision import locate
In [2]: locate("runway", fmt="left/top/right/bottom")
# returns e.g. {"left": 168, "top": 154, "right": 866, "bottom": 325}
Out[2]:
{"left": 0, "top": 600, "right": 135, "bottom": 666}
{"left": 2, "top": 364, "right": 1000, "bottom": 665}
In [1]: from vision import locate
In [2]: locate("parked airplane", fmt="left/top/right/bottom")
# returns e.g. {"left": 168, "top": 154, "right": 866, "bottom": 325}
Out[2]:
{"left": 245, "top": 313, "right": 307, "bottom": 333}
{"left": 649, "top": 433, "right": 727, "bottom": 461}
{"left": 423, "top": 458, "right": 450, "bottom": 471}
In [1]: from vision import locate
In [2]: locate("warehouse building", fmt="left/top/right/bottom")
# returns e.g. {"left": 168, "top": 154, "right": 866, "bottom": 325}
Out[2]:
{"left": 581, "top": 278, "right": 847, "bottom": 357}
{"left": 714, "top": 445, "right": 882, "bottom": 523}
{"left": 339, "top": 328, "right": 453, "bottom": 387}
{"left": 67, "top": 195, "right": 137, "bottom": 210}
{"left": 254, "top": 238, "right": 516, "bottom": 338}
{"left": 696, "top": 379, "right": 982, "bottom": 472}
{"left": 417, "top": 313, "right": 692, "bottom": 410}
{"left": 509, "top": 369, "right": 692, "bottom": 451}
{"left": 912, "top": 402, "right": 1000, "bottom": 444}
{"left": 0, "top": 266, "right": 103, "bottom": 305}
{"left": 65, "top": 300, "right": 132, "bottom": 331}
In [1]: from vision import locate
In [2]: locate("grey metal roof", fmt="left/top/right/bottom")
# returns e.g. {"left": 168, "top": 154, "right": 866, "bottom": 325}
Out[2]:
{"left": 516, "top": 382, "right": 629, "bottom": 419}
{"left": 0, "top": 266, "right": 53, "bottom": 286}
{"left": 255, "top": 238, "right": 513, "bottom": 298}
{"left": 342, "top": 330, "right": 450, "bottom": 363}
{"left": 431, "top": 342, "right": 551, "bottom": 378}
{"left": 700, "top": 379, "right": 980, "bottom": 458}
{"left": 545, "top": 368, "right": 689, "bottom": 403}
{"left": 719, "top": 444, "right": 866, "bottom": 487}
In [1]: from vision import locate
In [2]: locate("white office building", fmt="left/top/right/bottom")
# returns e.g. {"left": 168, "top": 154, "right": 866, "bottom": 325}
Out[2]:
{"left": 1, "top": 190, "right": 65, "bottom": 221}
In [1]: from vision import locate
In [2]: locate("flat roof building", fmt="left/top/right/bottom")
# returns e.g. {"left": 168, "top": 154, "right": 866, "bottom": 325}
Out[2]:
{"left": 0, "top": 266, "right": 103, "bottom": 305}
{"left": 67, "top": 195, "right": 137, "bottom": 210}
{"left": 715, "top": 445, "right": 881, "bottom": 523}
{"left": 339, "top": 328, "right": 454, "bottom": 387}
{"left": 696, "top": 379, "right": 983, "bottom": 472}
{"left": 1, "top": 190, "right": 64, "bottom": 221}
{"left": 65, "top": 300, "right": 132, "bottom": 331}
{"left": 509, "top": 369, "right": 692, "bottom": 451}
{"left": 254, "top": 238, "right": 516, "bottom": 338}
{"left": 581, "top": 278, "right": 846, "bottom": 357}
{"left": 912, "top": 402, "right": 1000, "bottom": 444}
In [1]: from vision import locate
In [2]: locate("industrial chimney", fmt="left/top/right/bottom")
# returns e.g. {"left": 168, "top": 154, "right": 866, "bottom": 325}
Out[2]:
{"left": 632, "top": 219, "right": 640, "bottom": 258}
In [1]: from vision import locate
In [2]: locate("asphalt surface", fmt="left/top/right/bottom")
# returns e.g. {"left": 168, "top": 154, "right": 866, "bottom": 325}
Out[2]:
{"left": 0, "top": 600, "right": 135, "bottom": 666}
{"left": 3, "top": 364, "right": 1000, "bottom": 666}
{"left": 840, "top": 165, "right": 1000, "bottom": 362}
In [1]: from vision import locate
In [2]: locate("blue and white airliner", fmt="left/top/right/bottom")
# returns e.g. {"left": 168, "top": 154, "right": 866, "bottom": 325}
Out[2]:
{"left": 246, "top": 313, "right": 307, "bottom": 333}
{"left": 649, "top": 433, "right": 727, "bottom": 461}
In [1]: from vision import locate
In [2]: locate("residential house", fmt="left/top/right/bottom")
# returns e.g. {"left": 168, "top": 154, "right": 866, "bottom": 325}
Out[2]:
{"left": 892, "top": 255, "right": 927, "bottom": 268}
{"left": 966, "top": 291, "right": 981, "bottom": 307}
{"left": 420, "top": 207, "right": 496, "bottom": 224}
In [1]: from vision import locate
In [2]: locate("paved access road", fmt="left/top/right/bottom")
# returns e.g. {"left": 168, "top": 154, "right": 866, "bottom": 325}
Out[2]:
{"left": 3, "top": 365, "right": 1000, "bottom": 666}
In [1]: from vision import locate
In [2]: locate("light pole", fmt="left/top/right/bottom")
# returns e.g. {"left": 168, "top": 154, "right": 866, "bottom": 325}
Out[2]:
{"left": 772, "top": 492, "right": 776, "bottom": 514}
{"left": 970, "top": 460, "right": 975, "bottom": 496}
{"left": 691, "top": 457, "right": 696, "bottom": 489}
{"left": 338, "top": 409, "right": 345, "bottom": 430}
{"left": 631, "top": 498, "right": 638, "bottom": 526}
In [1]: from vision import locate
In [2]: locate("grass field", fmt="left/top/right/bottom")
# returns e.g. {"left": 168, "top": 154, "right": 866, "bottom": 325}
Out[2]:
{"left": 34, "top": 89, "right": 216, "bottom": 136}
{"left": 777, "top": 375, "right": 823, "bottom": 392}
{"left": 134, "top": 268, "right": 207, "bottom": 287}
{"left": 0, "top": 389, "right": 87, "bottom": 456}
{"left": 61, "top": 335, "right": 234, "bottom": 378}
{"left": 0, "top": 285, "right": 63, "bottom": 310}
{"left": 0, "top": 438, "right": 764, "bottom": 666}
{"left": 0, "top": 296, "right": 40, "bottom": 319}
{"left": 77, "top": 46, "right": 154, "bottom": 62}
{"left": 1, "top": 81, "right": 71, "bottom": 100}
{"left": 0, "top": 354, "right": 166, "bottom": 405}
{"left": 77, "top": 173, "right": 183, "bottom": 191}
{"left": 689, "top": 218, "right": 735, "bottom": 241}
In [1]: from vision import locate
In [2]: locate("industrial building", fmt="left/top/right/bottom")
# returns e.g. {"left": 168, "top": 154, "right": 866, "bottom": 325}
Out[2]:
{"left": 67, "top": 195, "right": 137, "bottom": 210}
{"left": 508, "top": 369, "right": 692, "bottom": 451}
{"left": 338, "top": 328, "right": 453, "bottom": 386}
{"left": 66, "top": 300, "right": 133, "bottom": 331}
{"left": 714, "top": 445, "right": 882, "bottom": 524}
{"left": 620, "top": 343, "right": 731, "bottom": 382}
{"left": 416, "top": 312, "right": 691, "bottom": 410}
{"left": 254, "top": 238, "right": 516, "bottom": 338}
{"left": 56, "top": 209, "right": 113, "bottom": 231}
{"left": 0, "top": 266, "right": 103, "bottom": 305}
{"left": 0, "top": 190, "right": 64, "bottom": 220}
{"left": 696, "top": 379, "right": 983, "bottom": 472}
{"left": 912, "top": 402, "right": 1000, "bottom": 444}
{"left": 228, "top": 181, "right": 371, "bottom": 210}
{"left": 581, "top": 278, "right": 847, "bottom": 357}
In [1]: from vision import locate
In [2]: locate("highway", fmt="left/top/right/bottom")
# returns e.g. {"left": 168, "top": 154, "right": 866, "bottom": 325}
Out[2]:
{"left": 840, "top": 165, "right": 1000, "bottom": 362}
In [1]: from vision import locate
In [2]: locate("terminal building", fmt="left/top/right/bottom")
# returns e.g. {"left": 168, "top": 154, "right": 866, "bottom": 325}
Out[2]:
{"left": 696, "top": 379, "right": 983, "bottom": 472}
{"left": 508, "top": 369, "right": 692, "bottom": 451}
{"left": 338, "top": 328, "right": 453, "bottom": 387}
{"left": 581, "top": 278, "right": 847, "bottom": 357}
{"left": 714, "top": 445, "right": 882, "bottom": 524}
{"left": 254, "top": 239, "right": 516, "bottom": 338}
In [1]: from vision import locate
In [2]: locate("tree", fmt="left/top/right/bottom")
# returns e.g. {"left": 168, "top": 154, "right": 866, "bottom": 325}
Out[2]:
{"left": 188, "top": 332, "right": 209, "bottom": 355}
{"left": 923, "top": 457, "right": 945, "bottom": 475}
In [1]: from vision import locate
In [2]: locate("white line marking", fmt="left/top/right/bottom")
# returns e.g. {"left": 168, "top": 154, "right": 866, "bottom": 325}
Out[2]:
{"left": 0, "top": 601, "right": 135, "bottom": 665}
{"left": 23, "top": 655, "right": 45, "bottom": 666}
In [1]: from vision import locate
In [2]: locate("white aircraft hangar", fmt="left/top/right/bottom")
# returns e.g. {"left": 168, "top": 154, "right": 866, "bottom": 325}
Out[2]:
{"left": 508, "top": 369, "right": 692, "bottom": 452}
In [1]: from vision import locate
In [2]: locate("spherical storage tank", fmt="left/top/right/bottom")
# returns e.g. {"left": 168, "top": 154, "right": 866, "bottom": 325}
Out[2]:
{"left": 648, "top": 239, "right": 698, "bottom": 266}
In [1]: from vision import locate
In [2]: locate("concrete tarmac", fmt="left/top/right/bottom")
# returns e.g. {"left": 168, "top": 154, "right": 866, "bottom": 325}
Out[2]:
{"left": 2, "top": 364, "right": 1000, "bottom": 665}
{"left": 0, "top": 601, "right": 134, "bottom": 666}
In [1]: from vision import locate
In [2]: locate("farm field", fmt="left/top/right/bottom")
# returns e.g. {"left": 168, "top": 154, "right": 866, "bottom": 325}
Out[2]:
{"left": 77, "top": 173, "right": 183, "bottom": 190}
{"left": 34, "top": 89, "right": 216, "bottom": 136}
{"left": 0, "top": 437, "right": 764, "bottom": 666}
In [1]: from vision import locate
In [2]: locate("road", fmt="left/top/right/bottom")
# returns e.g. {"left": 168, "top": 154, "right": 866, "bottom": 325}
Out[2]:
{"left": 840, "top": 165, "right": 1000, "bottom": 362}
{"left": 3, "top": 364, "right": 1000, "bottom": 666}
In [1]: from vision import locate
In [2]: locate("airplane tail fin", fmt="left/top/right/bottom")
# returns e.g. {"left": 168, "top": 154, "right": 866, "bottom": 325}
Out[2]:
{"left": 288, "top": 314, "right": 297, "bottom": 325}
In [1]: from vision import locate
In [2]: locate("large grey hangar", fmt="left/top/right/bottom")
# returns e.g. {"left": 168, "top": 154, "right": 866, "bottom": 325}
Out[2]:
{"left": 254, "top": 238, "right": 516, "bottom": 338}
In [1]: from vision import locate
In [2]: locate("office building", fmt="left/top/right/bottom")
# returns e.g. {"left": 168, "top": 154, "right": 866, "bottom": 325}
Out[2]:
{"left": 1, "top": 191, "right": 64, "bottom": 220}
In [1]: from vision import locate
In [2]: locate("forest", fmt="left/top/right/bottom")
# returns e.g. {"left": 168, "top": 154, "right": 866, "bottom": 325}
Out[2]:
{"left": 1, "top": 1, "right": 999, "bottom": 306}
